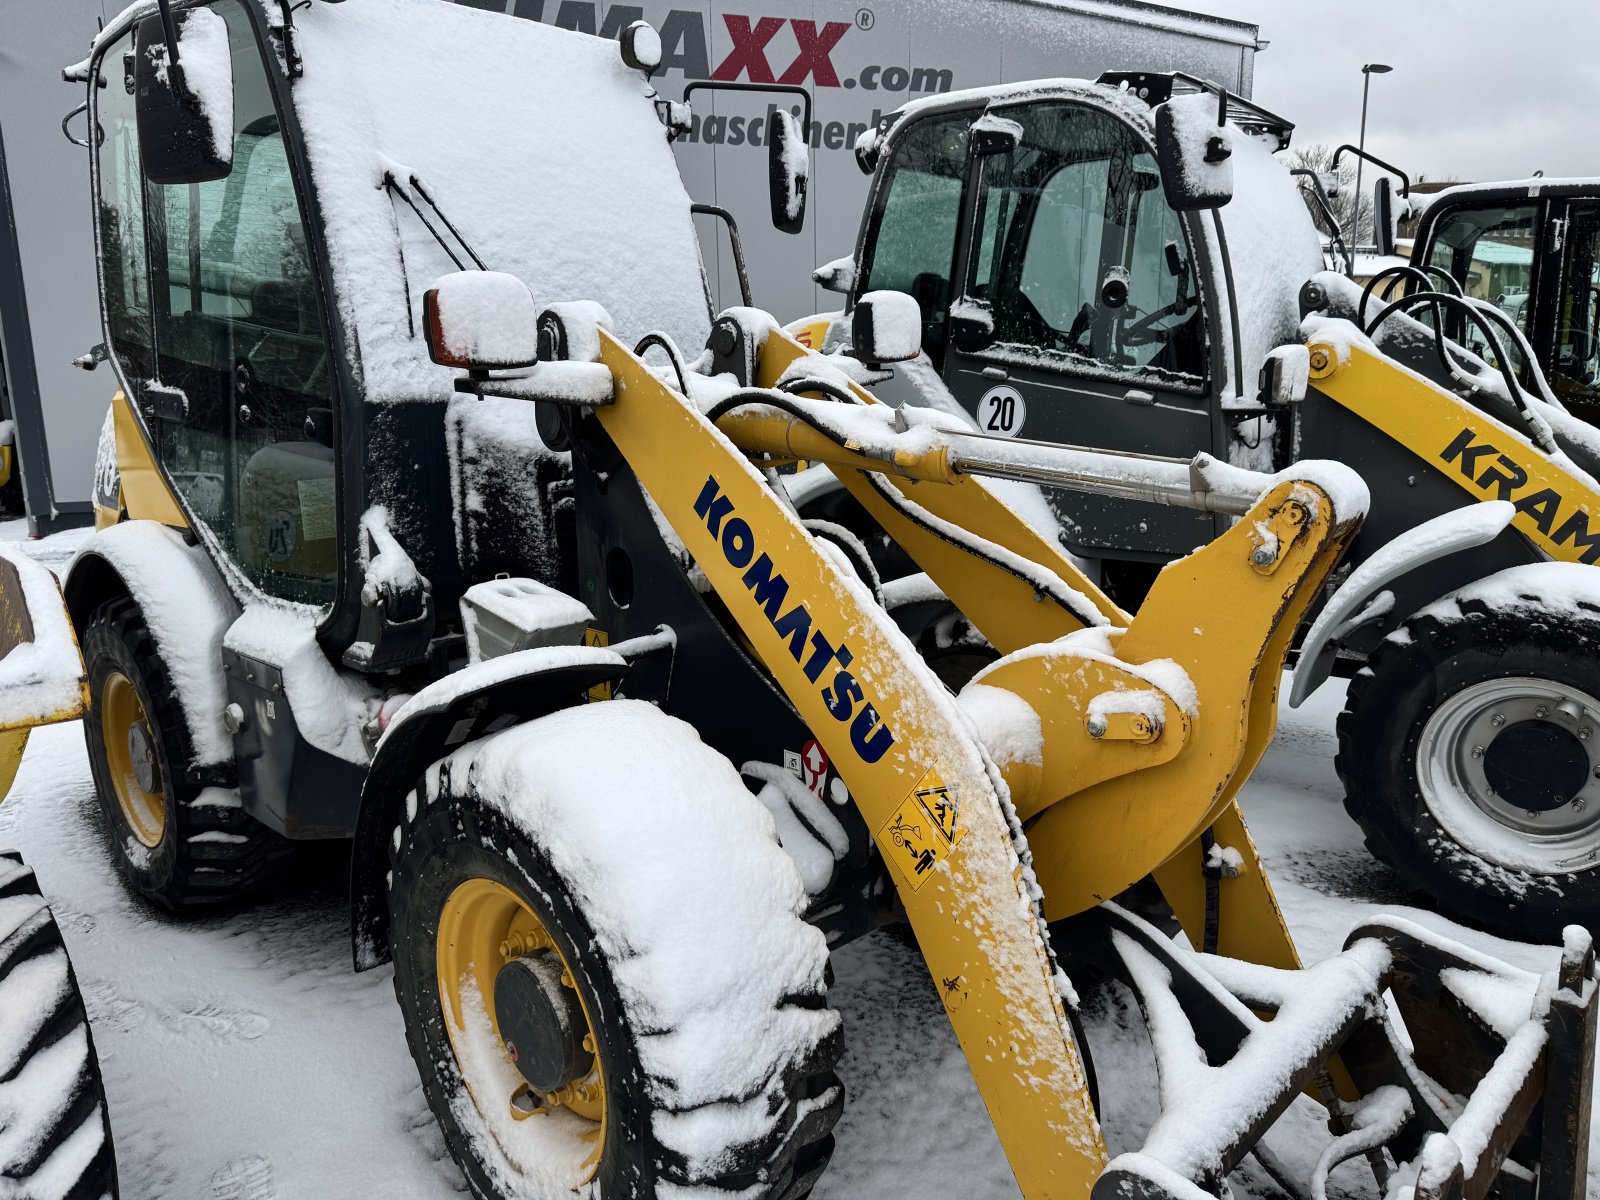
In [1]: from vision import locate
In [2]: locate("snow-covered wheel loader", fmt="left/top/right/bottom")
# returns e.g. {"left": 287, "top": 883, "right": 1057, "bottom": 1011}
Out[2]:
{"left": 796, "top": 72, "right": 1600, "bottom": 941}
{"left": 7, "top": 2, "right": 1593, "bottom": 1196}
{"left": 0, "top": 545, "right": 118, "bottom": 1200}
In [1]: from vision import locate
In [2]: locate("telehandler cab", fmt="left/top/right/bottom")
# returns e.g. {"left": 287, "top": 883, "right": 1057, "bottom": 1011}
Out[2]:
{"left": 0, "top": 4, "right": 1594, "bottom": 1198}
{"left": 797, "top": 72, "right": 1600, "bottom": 942}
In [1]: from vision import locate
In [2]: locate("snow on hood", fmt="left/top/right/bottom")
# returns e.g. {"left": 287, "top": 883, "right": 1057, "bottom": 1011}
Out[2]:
{"left": 289, "top": 0, "right": 711, "bottom": 404}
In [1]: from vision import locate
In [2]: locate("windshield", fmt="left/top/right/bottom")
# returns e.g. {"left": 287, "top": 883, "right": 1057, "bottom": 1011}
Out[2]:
{"left": 290, "top": 1, "right": 712, "bottom": 403}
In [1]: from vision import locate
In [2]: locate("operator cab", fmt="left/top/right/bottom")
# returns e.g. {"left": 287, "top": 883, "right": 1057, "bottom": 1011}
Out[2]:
{"left": 1412, "top": 179, "right": 1600, "bottom": 425}
{"left": 845, "top": 73, "right": 1319, "bottom": 577}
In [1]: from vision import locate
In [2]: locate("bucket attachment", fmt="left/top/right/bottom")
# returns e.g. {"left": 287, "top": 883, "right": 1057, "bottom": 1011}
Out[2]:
{"left": 0, "top": 542, "right": 88, "bottom": 802}
{"left": 1074, "top": 904, "right": 1596, "bottom": 1200}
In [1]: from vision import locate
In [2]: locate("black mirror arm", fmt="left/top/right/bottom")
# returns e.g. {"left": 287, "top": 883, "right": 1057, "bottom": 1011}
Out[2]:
{"left": 681, "top": 81, "right": 812, "bottom": 144}
{"left": 1330, "top": 144, "right": 1411, "bottom": 198}
{"left": 155, "top": 0, "right": 181, "bottom": 66}
{"left": 691, "top": 204, "right": 753, "bottom": 308}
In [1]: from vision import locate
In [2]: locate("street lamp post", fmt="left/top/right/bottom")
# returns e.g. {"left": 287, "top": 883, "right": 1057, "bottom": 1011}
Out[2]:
{"left": 1356, "top": 63, "right": 1393, "bottom": 252}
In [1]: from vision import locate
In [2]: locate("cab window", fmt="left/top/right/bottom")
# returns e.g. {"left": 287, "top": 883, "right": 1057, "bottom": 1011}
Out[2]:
{"left": 964, "top": 102, "right": 1204, "bottom": 388}
{"left": 95, "top": 0, "right": 337, "bottom": 608}
{"left": 858, "top": 112, "right": 974, "bottom": 367}
{"left": 1426, "top": 203, "right": 1538, "bottom": 368}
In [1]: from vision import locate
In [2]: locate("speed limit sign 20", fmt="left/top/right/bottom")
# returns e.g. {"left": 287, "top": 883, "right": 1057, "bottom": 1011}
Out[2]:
{"left": 976, "top": 385, "right": 1026, "bottom": 437}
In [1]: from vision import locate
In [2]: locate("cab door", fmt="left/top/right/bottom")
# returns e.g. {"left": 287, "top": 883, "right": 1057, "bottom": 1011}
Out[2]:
{"left": 939, "top": 100, "right": 1217, "bottom": 561}
{"left": 93, "top": 0, "right": 340, "bottom": 609}
{"left": 1545, "top": 199, "right": 1600, "bottom": 425}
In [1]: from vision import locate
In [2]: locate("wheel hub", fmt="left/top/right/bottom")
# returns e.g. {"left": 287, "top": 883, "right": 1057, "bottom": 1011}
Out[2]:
{"left": 493, "top": 951, "right": 590, "bottom": 1095}
{"left": 1418, "top": 676, "right": 1600, "bottom": 873}
{"left": 101, "top": 670, "right": 166, "bottom": 850}
{"left": 127, "top": 719, "right": 160, "bottom": 795}
{"left": 1482, "top": 720, "right": 1589, "bottom": 813}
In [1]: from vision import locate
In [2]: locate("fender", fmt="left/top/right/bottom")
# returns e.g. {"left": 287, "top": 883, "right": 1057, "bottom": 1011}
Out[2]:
{"left": 1289, "top": 501, "right": 1515, "bottom": 708}
{"left": 350, "top": 645, "right": 629, "bottom": 971}
{"left": 64, "top": 520, "right": 240, "bottom": 770}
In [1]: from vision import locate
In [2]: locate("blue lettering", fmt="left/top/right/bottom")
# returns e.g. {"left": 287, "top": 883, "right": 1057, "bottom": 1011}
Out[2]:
{"left": 693, "top": 475, "right": 733, "bottom": 537}
{"left": 823, "top": 669, "right": 863, "bottom": 721}
{"left": 772, "top": 602, "right": 813, "bottom": 662}
{"left": 742, "top": 553, "right": 790, "bottom": 620}
{"left": 851, "top": 704, "right": 895, "bottom": 764}
{"left": 722, "top": 517, "right": 755, "bottom": 568}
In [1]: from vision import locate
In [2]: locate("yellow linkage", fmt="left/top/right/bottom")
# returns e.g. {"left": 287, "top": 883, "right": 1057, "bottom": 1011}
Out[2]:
{"left": 597, "top": 328, "right": 1363, "bottom": 1197}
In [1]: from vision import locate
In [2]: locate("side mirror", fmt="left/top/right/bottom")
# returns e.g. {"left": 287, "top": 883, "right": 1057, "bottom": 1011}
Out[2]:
{"left": 851, "top": 291, "right": 922, "bottom": 366}
{"left": 812, "top": 256, "right": 857, "bottom": 295}
{"left": 1153, "top": 92, "right": 1234, "bottom": 212}
{"left": 423, "top": 271, "right": 540, "bottom": 373}
{"left": 619, "top": 20, "right": 662, "bottom": 75}
{"left": 971, "top": 111, "right": 1021, "bottom": 157}
{"left": 1373, "top": 176, "right": 1397, "bottom": 258}
{"left": 769, "top": 108, "right": 809, "bottom": 236}
{"left": 135, "top": 9, "right": 235, "bottom": 186}
{"left": 1259, "top": 345, "right": 1310, "bottom": 408}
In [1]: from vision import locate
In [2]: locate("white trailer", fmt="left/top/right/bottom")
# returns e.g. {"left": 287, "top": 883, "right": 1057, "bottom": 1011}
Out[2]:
{"left": 0, "top": 0, "right": 1259, "bottom": 529}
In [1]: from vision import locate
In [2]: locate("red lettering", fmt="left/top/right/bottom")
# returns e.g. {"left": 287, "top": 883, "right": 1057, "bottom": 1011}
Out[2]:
{"left": 710, "top": 14, "right": 785, "bottom": 83}
{"left": 778, "top": 19, "right": 851, "bottom": 86}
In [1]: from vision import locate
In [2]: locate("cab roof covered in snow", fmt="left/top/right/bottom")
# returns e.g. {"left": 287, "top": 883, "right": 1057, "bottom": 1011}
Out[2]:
{"left": 286, "top": 0, "right": 711, "bottom": 404}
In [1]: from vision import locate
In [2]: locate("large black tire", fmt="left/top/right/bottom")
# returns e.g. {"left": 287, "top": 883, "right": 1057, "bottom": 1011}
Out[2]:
{"left": 1338, "top": 598, "right": 1600, "bottom": 940}
{"left": 81, "top": 598, "right": 286, "bottom": 910}
{"left": 388, "top": 701, "right": 844, "bottom": 1200}
{"left": 0, "top": 852, "right": 118, "bottom": 1199}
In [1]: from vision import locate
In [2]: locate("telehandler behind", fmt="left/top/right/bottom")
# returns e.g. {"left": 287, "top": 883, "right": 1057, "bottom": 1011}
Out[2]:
{"left": 797, "top": 73, "right": 1600, "bottom": 941}
{"left": 0, "top": 3, "right": 1592, "bottom": 1197}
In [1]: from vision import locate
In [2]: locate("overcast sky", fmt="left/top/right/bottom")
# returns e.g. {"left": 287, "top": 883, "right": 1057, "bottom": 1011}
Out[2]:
{"left": 1171, "top": 0, "right": 1600, "bottom": 184}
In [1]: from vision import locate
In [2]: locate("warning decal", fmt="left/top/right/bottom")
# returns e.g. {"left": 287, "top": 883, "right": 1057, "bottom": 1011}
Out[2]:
{"left": 877, "top": 768, "right": 963, "bottom": 891}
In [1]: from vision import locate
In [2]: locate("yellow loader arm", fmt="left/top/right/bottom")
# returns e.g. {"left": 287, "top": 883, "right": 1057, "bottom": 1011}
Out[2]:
{"left": 0, "top": 543, "right": 89, "bottom": 802}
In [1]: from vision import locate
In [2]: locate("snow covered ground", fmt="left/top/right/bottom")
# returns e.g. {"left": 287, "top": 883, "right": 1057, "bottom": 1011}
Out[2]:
{"left": 2, "top": 518, "right": 1596, "bottom": 1199}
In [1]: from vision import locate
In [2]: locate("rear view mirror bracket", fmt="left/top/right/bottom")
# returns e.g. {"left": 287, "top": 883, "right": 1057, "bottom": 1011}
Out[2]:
{"left": 682, "top": 82, "right": 813, "bottom": 235}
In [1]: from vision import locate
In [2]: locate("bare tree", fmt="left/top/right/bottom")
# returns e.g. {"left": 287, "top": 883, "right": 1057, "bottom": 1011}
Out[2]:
{"left": 1282, "top": 142, "right": 1368, "bottom": 248}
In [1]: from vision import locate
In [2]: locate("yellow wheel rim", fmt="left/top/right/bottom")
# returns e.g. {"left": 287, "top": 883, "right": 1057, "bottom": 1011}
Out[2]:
{"left": 101, "top": 670, "right": 166, "bottom": 849}
{"left": 436, "top": 877, "right": 607, "bottom": 1180}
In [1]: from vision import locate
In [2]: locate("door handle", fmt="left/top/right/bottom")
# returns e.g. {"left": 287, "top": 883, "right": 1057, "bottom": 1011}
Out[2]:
{"left": 1123, "top": 389, "right": 1156, "bottom": 406}
{"left": 981, "top": 365, "right": 1009, "bottom": 380}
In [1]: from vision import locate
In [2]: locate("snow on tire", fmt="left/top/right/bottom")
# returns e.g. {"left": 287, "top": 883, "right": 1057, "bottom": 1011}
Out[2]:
{"left": 1338, "top": 587, "right": 1600, "bottom": 940}
{"left": 387, "top": 700, "right": 844, "bottom": 1200}
{"left": 80, "top": 598, "right": 287, "bottom": 911}
{"left": 0, "top": 852, "right": 118, "bottom": 1200}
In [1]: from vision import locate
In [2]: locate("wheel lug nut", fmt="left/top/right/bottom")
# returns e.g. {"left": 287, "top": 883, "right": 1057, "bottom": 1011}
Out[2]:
{"left": 1492, "top": 713, "right": 1507, "bottom": 727}
{"left": 1575, "top": 798, "right": 1588, "bottom": 813}
{"left": 1536, "top": 705, "right": 1550, "bottom": 719}
{"left": 1472, "top": 745, "right": 1485, "bottom": 759}
{"left": 1583, "top": 727, "right": 1593, "bottom": 741}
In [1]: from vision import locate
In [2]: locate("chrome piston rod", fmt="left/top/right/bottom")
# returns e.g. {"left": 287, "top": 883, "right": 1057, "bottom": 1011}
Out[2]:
{"left": 944, "top": 432, "right": 1261, "bottom": 517}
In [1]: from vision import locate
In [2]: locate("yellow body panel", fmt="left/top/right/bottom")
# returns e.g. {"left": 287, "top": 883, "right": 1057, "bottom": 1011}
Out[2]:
{"left": 1025, "top": 481, "right": 1357, "bottom": 923}
{"left": 596, "top": 330, "right": 1107, "bottom": 1198}
{"left": 0, "top": 729, "right": 28, "bottom": 804}
{"left": 1308, "top": 340, "right": 1600, "bottom": 563}
{"left": 974, "top": 648, "right": 1189, "bottom": 822}
{"left": 109, "top": 389, "right": 187, "bottom": 529}
{"left": 0, "top": 444, "right": 12, "bottom": 492}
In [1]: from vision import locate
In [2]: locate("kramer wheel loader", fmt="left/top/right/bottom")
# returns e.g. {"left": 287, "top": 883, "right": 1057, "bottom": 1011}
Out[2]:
{"left": 795, "top": 72, "right": 1600, "bottom": 942}
{"left": 4, "top": 1, "right": 1592, "bottom": 1195}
